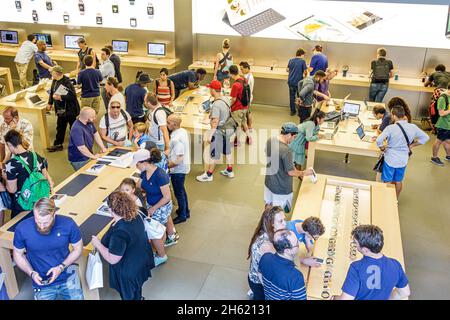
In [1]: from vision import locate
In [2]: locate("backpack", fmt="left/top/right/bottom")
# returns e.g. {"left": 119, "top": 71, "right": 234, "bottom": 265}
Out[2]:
{"left": 216, "top": 98, "right": 237, "bottom": 133}
{"left": 105, "top": 109, "right": 130, "bottom": 139}
{"left": 14, "top": 153, "right": 51, "bottom": 210}
{"left": 152, "top": 106, "right": 173, "bottom": 140}
{"left": 372, "top": 59, "right": 391, "bottom": 81}
{"left": 219, "top": 51, "right": 233, "bottom": 73}
{"left": 235, "top": 78, "right": 251, "bottom": 107}
{"left": 430, "top": 91, "right": 448, "bottom": 117}
{"left": 155, "top": 79, "right": 172, "bottom": 95}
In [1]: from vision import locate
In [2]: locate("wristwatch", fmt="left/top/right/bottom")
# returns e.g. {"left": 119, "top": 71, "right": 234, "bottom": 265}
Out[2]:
{"left": 59, "top": 263, "right": 67, "bottom": 271}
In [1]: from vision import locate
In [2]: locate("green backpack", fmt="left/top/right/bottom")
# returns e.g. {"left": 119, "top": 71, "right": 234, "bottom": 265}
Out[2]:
{"left": 14, "top": 152, "right": 50, "bottom": 210}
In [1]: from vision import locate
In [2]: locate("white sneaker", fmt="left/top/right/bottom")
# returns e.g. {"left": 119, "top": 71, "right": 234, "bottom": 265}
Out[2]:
{"left": 196, "top": 172, "right": 213, "bottom": 182}
{"left": 220, "top": 169, "right": 235, "bottom": 178}
{"left": 154, "top": 255, "right": 168, "bottom": 267}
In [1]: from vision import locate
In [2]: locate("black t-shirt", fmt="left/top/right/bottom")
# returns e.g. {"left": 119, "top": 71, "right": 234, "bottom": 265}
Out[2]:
{"left": 109, "top": 54, "right": 122, "bottom": 83}
{"left": 6, "top": 151, "right": 48, "bottom": 193}
{"left": 370, "top": 58, "right": 394, "bottom": 84}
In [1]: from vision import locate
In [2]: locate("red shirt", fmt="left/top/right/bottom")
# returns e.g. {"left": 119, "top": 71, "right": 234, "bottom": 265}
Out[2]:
{"left": 230, "top": 77, "right": 247, "bottom": 111}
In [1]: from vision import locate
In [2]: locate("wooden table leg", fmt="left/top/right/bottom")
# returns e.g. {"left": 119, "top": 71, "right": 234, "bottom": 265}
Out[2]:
{"left": 77, "top": 254, "right": 100, "bottom": 300}
{"left": 306, "top": 142, "right": 317, "bottom": 169}
{"left": 0, "top": 247, "right": 19, "bottom": 299}
{"left": 37, "top": 108, "right": 51, "bottom": 149}
{"left": 5, "top": 69, "right": 14, "bottom": 95}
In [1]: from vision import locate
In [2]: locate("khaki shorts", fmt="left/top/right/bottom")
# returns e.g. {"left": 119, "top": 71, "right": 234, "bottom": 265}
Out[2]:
{"left": 231, "top": 109, "right": 248, "bottom": 127}
{"left": 80, "top": 96, "right": 101, "bottom": 114}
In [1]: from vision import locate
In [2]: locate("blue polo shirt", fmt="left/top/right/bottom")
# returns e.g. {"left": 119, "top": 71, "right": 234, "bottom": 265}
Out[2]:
{"left": 77, "top": 68, "right": 103, "bottom": 98}
{"left": 310, "top": 53, "right": 328, "bottom": 75}
{"left": 68, "top": 119, "right": 97, "bottom": 163}
{"left": 34, "top": 51, "right": 53, "bottom": 79}
{"left": 13, "top": 215, "right": 81, "bottom": 288}
{"left": 342, "top": 255, "right": 409, "bottom": 300}
{"left": 287, "top": 57, "right": 307, "bottom": 86}
{"left": 259, "top": 253, "right": 307, "bottom": 300}
{"left": 125, "top": 83, "right": 147, "bottom": 118}
{"left": 140, "top": 167, "right": 170, "bottom": 206}
{"left": 169, "top": 70, "right": 196, "bottom": 90}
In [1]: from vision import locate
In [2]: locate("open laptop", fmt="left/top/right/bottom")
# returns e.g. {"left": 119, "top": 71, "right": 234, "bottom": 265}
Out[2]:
{"left": 27, "top": 82, "right": 46, "bottom": 93}
{"left": 6, "top": 91, "right": 27, "bottom": 102}
{"left": 343, "top": 102, "right": 361, "bottom": 117}
{"left": 174, "top": 96, "right": 194, "bottom": 113}
{"left": 356, "top": 124, "right": 375, "bottom": 142}
{"left": 330, "top": 93, "right": 351, "bottom": 110}
{"left": 322, "top": 124, "right": 339, "bottom": 140}
{"left": 28, "top": 94, "right": 47, "bottom": 107}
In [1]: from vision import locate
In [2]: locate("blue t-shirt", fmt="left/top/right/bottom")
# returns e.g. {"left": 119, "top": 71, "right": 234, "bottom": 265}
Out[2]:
{"left": 34, "top": 51, "right": 53, "bottom": 79}
{"left": 125, "top": 83, "right": 147, "bottom": 118}
{"left": 77, "top": 68, "right": 103, "bottom": 98}
{"left": 137, "top": 134, "right": 151, "bottom": 147}
{"left": 341, "top": 255, "right": 409, "bottom": 300}
{"left": 169, "top": 70, "right": 196, "bottom": 90}
{"left": 68, "top": 119, "right": 97, "bottom": 163}
{"left": 286, "top": 219, "right": 314, "bottom": 247}
{"left": 379, "top": 112, "right": 392, "bottom": 132}
{"left": 13, "top": 216, "right": 81, "bottom": 288}
{"left": 140, "top": 167, "right": 170, "bottom": 206}
{"left": 310, "top": 53, "right": 328, "bottom": 76}
{"left": 259, "top": 253, "right": 307, "bottom": 300}
{"left": 287, "top": 58, "right": 307, "bottom": 86}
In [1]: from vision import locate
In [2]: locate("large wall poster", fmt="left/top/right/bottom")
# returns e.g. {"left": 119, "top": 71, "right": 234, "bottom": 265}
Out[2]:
{"left": 1, "top": 0, "right": 174, "bottom": 32}
{"left": 192, "top": 0, "right": 450, "bottom": 49}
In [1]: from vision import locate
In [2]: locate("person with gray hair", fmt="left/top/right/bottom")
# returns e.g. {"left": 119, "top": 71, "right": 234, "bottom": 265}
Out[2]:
{"left": 13, "top": 197, "right": 84, "bottom": 300}
{"left": 68, "top": 107, "right": 107, "bottom": 171}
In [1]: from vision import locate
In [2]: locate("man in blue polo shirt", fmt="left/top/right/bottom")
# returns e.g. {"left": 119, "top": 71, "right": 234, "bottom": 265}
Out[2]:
{"left": 34, "top": 40, "right": 55, "bottom": 80}
{"left": 309, "top": 44, "right": 328, "bottom": 76}
{"left": 168, "top": 68, "right": 207, "bottom": 99}
{"left": 334, "top": 225, "right": 411, "bottom": 300}
{"left": 13, "top": 198, "right": 84, "bottom": 300}
{"left": 68, "top": 107, "right": 107, "bottom": 171}
{"left": 259, "top": 229, "right": 307, "bottom": 300}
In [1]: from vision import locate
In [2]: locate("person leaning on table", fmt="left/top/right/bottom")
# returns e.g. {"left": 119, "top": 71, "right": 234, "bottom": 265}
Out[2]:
{"left": 91, "top": 191, "right": 154, "bottom": 300}
{"left": 13, "top": 198, "right": 84, "bottom": 300}
{"left": 68, "top": 107, "right": 107, "bottom": 171}
{"left": 333, "top": 225, "right": 411, "bottom": 300}
{"left": 376, "top": 106, "right": 429, "bottom": 199}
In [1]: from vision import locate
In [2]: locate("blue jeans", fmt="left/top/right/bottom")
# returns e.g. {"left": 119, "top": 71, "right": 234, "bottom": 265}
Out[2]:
{"left": 369, "top": 83, "right": 388, "bottom": 102}
{"left": 171, "top": 173, "right": 190, "bottom": 219}
{"left": 288, "top": 85, "right": 298, "bottom": 114}
{"left": 70, "top": 160, "right": 90, "bottom": 171}
{"left": 33, "top": 267, "right": 84, "bottom": 300}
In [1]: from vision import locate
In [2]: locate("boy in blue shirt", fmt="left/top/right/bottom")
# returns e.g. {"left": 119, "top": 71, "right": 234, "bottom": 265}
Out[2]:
{"left": 334, "top": 225, "right": 410, "bottom": 300}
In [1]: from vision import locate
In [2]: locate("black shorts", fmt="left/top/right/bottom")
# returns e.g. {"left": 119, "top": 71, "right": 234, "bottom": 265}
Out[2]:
{"left": 298, "top": 105, "right": 312, "bottom": 123}
{"left": 437, "top": 128, "right": 450, "bottom": 141}
{"left": 210, "top": 130, "right": 231, "bottom": 160}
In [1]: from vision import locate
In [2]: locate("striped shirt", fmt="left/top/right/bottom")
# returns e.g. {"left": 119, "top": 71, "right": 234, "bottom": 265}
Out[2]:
{"left": 156, "top": 79, "right": 172, "bottom": 106}
{"left": 259, "top": 253, "right": 307, "bottom": 300}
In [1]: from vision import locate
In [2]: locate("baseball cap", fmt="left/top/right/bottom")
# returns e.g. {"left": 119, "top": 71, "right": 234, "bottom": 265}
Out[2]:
{"left": 281, "top": 122, "right": 299, "bottom": 134}
{"left": 130, "top": 149, "right": 150, "bottom": 166}
{"left": 206, "top": 80, "right": 222, "bottom": 91}
{"left": 51, "top": 66, "right": 64, "bottom": 74}
{"left": 137, "top": 73, "right": 153, "bottom": 85}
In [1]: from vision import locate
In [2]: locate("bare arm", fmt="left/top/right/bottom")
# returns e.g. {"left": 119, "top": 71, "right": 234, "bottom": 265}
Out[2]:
{"left": 77, "top": 145, "right": 97, "bottom": 159}
{"left": 160, "top": 125, "right": 170, "bottom": 154}
{"left": 148, "top": 184, "right": 171, "bottom": 213}
{"left": 168, "top": 155, "right": 184, "bottom": 168}
{"left": 5, "top": 178, "right": 18, "bottom": 194}
{"left": 91, "top": 50, "right": 97, "bottom": 68}
{"left": 170, "top": 80, "right": 175, "bottom": 105}
{"left": 127, "top": 120, "right": 134, "bottom": 141}
{"left": 99, "top": 128, "right": 119, "bottom": 146}
{"left": 333, "top": 292, "right": 355, "bottom": 300}
{"left": 93, "top": 239, "right": 122, "bottom": 265}
{"left": 389, "top": 285, "right": 411, "bottom": 300}
{"left": 439, "top": 109, "right": 450, "bottom": 117}
{"left": 13, "top": 247, "right": 37, "bottom": 282}
{"left": 94, "top": 131, "right": 107, "bottom": 153}
{"left": 38, "top": 60, "right": 53, "bottom": 70}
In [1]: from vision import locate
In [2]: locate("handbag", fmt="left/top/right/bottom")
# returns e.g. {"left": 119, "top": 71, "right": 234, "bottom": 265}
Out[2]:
{"left": 373, "top": 154, "right": 385, "bottom": 173}
{"left": 138, "top": 209, "right": 166, "bottom": 240}
{"left": 86, "top": 249, "right": 103, "bottom": 290}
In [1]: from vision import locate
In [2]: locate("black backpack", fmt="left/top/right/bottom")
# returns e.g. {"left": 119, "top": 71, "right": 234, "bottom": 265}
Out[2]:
{"left": 236, "top": 78, "right": 251, "bottom": 107}
{"left": 372, "top": 59, "right": 391, "bottom": 81}
{"left": 105, "top": 109, "right": 130, "bottom": 138}
{"left": 152, "top": 106, "right": 173, "bottom": 140}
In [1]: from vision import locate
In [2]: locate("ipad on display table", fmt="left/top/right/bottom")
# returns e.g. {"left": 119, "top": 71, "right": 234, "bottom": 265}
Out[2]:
{"left": 0, "top": 30, "right": 19, "bottom": 45}
{"left": 147, "top": 42, "right": 165, "bottom": 57}
{"left": 112, "top": 40, "right": 129, "bottom": 54}
{"left": 34, "top": 33, "right": 53, "bottom": 48}
{"left": 65, "top": 35, "right": 83, "bottom": 50}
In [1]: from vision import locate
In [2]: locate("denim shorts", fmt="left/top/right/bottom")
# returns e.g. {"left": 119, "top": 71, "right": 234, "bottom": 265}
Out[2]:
{"left": 149, "top": 201, "right": 173, "bottom": 225}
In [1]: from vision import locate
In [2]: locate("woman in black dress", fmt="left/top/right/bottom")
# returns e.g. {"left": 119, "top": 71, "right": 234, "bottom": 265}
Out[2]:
{"left": 91, "top": 191, "right": 154, "bottom": 300}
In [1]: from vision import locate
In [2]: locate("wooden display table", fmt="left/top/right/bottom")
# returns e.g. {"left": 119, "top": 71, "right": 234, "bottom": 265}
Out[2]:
{"left": 189, "top": 61, "right": 434, "bottom": 93}
{"left": 0, "top": 67, "right": 14, "bottom": 95}
{"left": 292, "top": 174, "right": 405, "bottom": 300}
{"left": 0, "top": 147, "right": 136, "bottom": 300}
{"left": 0, "top": 46, "right": 179, "bottom": 70}
{"left": 305, "top": 100, "right": 382, "bottom": 170}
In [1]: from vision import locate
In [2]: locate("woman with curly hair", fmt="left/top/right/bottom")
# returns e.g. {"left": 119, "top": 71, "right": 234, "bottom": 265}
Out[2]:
{"left": 91, "top": 191, "right": 154, "bottom": 300}
{"left": 387, "top": 97, "right": 412, "bottom": 123}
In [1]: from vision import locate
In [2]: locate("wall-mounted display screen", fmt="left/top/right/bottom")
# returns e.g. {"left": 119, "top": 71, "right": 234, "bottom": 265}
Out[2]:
{"left": 148, "top": 42, "right": 166, "bottom": 56}
{"left": 193, "top": 0, "right": 450, "bottom": 49}
{"left": 33, "top": 33, "right": 53, "bottom": 47}
{"left": 112, "top": 40, "right": 129, "bottom": 53}
{"left": 65, "top": 35, "right": 83, "bottom": 49}
{"left": 0, "top": 30, "right": 19, "bottom": 44}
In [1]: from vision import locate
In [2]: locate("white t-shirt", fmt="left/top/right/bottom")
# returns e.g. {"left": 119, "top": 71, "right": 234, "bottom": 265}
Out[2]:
{"left": 244, "top": 73, "right": 255, "bottom": 104}
{"left": 108, "top": 92, "right": 126, "bottom": 110}
{"left": 169, "top": 128, "right": 190, "bottom": 174}
{"left": 99, "top": 110, "right": 131, "bottom": 142}
{"left": 147, "top": 106, "right": 167, "bottom": 145}
{"left": 14, "top": 41, "right": 38, "bottom": 64}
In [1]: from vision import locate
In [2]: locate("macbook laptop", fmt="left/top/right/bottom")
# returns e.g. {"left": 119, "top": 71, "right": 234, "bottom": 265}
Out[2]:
{"left": 356, "top": 124, "right": 375, "bottom": 143}
{"left": 6, "top": 91, "right": 27, "bottom": 102}
{"left": 27, "top": 82, "right": 46, "bottom": 93}
{"left": 322, "top": 124, "right": 339, "bottom": 140}
{"left": 28, "top": 94, "right": 47, "bottom": 106}
{"left": 343, "top": 102, "right": 361, "bottom": 117}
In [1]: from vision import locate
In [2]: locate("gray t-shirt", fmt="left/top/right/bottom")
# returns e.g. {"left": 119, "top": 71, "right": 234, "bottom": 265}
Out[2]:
{"left": 265, "top": 137, "right": 295, "bottom": 195}
{"left": 210, "top": 96, "right": 231, "bottom": 127}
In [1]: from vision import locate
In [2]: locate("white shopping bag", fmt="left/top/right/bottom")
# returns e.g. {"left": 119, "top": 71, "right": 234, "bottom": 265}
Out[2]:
{"left": 143, "top": 218, "right": 166, "bottom": 240}
{"left": 86, "top": 250, "right": 103, "bottom": 290}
